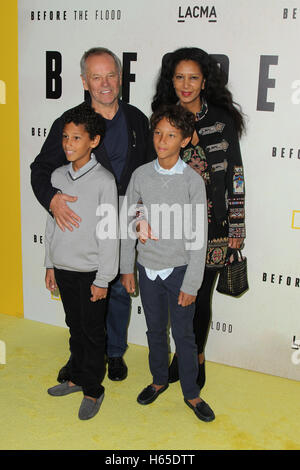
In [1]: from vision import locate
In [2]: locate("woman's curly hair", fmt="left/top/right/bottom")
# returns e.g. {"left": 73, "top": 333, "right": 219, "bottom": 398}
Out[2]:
{"left": 151, "top": 47, "right": 245, "bottom": 137}
{"left": 62, "top": 102, "right": 106, "bottom": 140}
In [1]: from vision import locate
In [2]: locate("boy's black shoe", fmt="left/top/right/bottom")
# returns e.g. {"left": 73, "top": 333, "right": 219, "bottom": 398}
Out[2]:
{"left": 184, "top": 398, "right": 215, "bottom": 422}
{"left": 108, "top": 357, "right": 128, "bottom": 381}
{"left": 137, "top": 384, "right": 169, "bottom": 405}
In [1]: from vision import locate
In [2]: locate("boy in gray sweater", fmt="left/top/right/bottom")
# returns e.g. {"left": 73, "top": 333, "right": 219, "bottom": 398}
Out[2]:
{"left": 120, "top": 105, "right": 215, "bottom": 422}
{"left": 45, "top": 103, "right": 119, "bottom": 420}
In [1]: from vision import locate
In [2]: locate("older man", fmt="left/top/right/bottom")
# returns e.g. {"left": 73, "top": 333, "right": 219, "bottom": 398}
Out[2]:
{"left": 31, "top": 47, "right": 150, "bottom": 382}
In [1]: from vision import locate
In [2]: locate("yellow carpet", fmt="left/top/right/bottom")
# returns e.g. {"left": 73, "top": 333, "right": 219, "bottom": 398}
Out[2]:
{"left": 0, "top": 312, "right": 299, "bottom": 450}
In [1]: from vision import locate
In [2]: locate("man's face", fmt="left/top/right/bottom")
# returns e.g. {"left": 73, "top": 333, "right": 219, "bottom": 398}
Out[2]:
{"left": 81, "top": 53, "right": 121, "bottom": 110}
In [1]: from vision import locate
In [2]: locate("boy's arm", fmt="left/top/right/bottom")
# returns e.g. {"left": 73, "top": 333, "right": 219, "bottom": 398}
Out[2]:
{"left": 44, "top": 213, "right": 57, "bottom": 292}
{"left": 44, "top": 213, "right": 56, "bottom": 269}
{"left": 93, "top": 177, "right": 120, "bottom": 288}
{"left": 120, "top": 173, "right": 144, "bottom": 294}
{"left": 119, "top": 170, "right": 141, "bottom": 276}
{"left": 180, "top": 174, "right": 208, "bottom": 296}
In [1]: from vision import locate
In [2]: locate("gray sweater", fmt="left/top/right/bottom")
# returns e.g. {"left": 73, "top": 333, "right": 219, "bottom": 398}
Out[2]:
{"left": 45, "top": 161, "right": 119, "bottom": 288}
{"left": 120, "top": 161, "right": 208, "bottom": 295}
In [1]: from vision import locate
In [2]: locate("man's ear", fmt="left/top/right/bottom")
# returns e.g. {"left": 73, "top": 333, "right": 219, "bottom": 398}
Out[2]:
{"left": 81, "top": 74, "right": 88, "bottom": 91}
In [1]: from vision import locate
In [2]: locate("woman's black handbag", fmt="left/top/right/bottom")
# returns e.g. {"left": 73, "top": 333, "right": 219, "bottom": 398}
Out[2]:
{"left": 216, "top": 249, "right": 248, "bottom": 297}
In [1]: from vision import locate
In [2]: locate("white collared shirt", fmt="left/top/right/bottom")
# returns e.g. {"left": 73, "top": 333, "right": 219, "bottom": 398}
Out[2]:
{"left": 154, "top": 156, "right": 187, "bottom": 175}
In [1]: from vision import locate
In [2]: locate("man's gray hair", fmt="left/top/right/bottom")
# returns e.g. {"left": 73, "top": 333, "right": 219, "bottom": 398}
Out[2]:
{"left": 80, "top": 47, "right": 122, "bottom": 78}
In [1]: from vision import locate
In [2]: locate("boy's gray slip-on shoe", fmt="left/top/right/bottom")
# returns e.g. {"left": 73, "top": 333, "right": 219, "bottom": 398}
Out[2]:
{"left": 78, "top": 393, "right": 105, "bottom": 420}
{"left": 47, "top": 382, "right": 82, "bottom": 396}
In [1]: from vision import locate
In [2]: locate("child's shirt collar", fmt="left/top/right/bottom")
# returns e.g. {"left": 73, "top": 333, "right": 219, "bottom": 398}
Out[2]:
{"left": 68, "top": 153, "right": 98, "bottom": 180}
{"left": 154, "top": 157, "right": 187, "bottom": 175}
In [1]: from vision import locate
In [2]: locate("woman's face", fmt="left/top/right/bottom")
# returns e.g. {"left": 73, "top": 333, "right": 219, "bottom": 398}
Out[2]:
{"left": 172, "top": 60, "right": 205, "bottom": 108}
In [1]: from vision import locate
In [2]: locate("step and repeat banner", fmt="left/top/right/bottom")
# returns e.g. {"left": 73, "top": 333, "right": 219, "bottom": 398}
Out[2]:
{"left": 18, "top": 0, "right": 300, "bottom": 380}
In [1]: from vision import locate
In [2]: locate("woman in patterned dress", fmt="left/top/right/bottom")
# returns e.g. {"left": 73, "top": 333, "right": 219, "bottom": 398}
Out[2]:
{"left": 151, "top": 47, "right": 246, "bottom": 389}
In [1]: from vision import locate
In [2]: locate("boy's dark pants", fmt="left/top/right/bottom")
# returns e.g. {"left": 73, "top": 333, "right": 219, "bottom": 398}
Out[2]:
{"left": 54, "top": 268, "right": 106, "bottom": 398}
{"left": 137, "top": 263, "right": 200, "bottom": 400}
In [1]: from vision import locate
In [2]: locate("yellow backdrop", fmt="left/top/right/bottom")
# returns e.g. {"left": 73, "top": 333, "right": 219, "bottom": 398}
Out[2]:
{"left": 0, "top": 1, "right": 23, "bottom": 317}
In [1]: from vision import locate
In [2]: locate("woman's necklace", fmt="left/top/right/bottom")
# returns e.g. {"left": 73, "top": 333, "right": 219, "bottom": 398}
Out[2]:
{"left": 195, "top": 99, "right": 208, "bottom": 121}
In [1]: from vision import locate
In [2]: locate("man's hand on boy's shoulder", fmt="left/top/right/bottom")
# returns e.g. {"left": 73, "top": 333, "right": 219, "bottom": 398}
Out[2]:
{"left": 178, "top": 291, "right": 196, "bottom": 307}
{"left": 90, "top": 285, "right": 107, "bottom": 302}
{"left": 45, "top": 268, "right": 57, "bottom": 292}
{"left": 120, "top": 273, "right": 136, "bottom": 295}
{"left": 50, "top": 192, "right": 81, "bottom": 232}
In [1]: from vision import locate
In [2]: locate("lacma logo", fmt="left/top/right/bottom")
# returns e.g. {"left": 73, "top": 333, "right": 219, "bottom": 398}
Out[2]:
{"left": 0, "top": 80, "right": 6, "bottom": 104}
{"left": 177, "top": 5, "right": 217, "bottom": 23}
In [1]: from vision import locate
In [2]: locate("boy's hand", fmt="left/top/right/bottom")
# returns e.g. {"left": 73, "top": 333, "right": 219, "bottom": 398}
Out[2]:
{"left": 120, "top": 273, "right": 136, "bottom": 294}
{"left": 50, "top": 192, "right": 81, "bottom": 232}
{"left": 136, "top": 220, "right": 158, "bottom": 244}
{"left": 45, "top": 268, "right": 57, "bottom": 292}
{"left": 90, "top": 285, "right": 107, "bottom": 302}
{"left": 178, "top": 291, "right": 196, "bottom": 307}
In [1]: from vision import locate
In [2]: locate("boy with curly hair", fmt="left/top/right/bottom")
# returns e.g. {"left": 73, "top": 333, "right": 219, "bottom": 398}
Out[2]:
{"left": 45, "top": 102, "right": 119, "bottom": 420}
